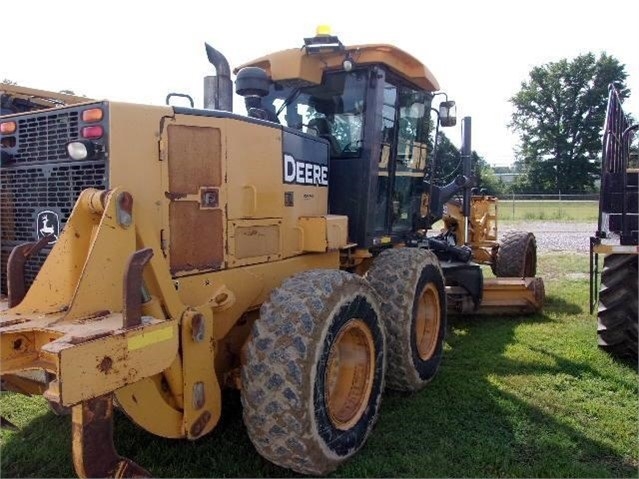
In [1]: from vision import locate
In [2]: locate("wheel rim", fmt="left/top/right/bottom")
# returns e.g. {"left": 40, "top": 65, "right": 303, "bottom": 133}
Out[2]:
{"left": 325, "top": 319, "right": 375, "bottom": 431}
{"left": 415, "top": 283, "right": 441, "bottom": 360}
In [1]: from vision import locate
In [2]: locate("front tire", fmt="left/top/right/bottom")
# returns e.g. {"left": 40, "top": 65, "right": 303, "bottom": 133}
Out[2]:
{"left": 597, "top": 254, "right": 638, "bottom": 360}
{"left": 366, "top": 248, "right": 447, "bottom": 392}
{"left": 241, "top": 270, "right": 386, "bottom": 475}
{"left": 493, "top": 231, "right": 537, "bottom": 277}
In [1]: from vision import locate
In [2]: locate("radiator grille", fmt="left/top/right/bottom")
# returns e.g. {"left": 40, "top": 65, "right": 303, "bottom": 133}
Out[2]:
{"left": 15, "top": 111, "right": 80, "bottom": 165}
{"left": 1, "top": 162, "right": 106, "bottom": 242}
{"left": 1, "top": 104, "right": 108, "bottom": 295}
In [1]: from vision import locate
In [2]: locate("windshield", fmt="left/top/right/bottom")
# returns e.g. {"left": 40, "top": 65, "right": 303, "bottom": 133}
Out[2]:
{"left": 262, "top": 70, "right": 368, "bottom": 158}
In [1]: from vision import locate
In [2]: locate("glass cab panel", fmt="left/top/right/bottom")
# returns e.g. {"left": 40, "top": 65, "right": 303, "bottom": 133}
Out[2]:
{"left": 374, "top": 76, "right": 433, "bottom": 235}
{"left": 263, "top": 70, "right": 368, "bottom": 158}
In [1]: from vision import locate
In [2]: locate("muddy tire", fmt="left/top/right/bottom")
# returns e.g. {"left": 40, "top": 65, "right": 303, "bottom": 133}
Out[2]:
{"left": 493, "top": 231, "right": 537, "bottom": 277}
{"left": 241, "top": 270, "right": 386, "bottom": 475}
{"left": 366, "top": 248, "right": 447, "bottom": 392}
{"left": 597, "top": 254, "right": 638, "bottom": 359}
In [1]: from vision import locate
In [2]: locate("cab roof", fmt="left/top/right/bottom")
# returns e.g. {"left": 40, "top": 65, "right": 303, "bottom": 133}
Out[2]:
{"left": 234, "top": 43, "right": 440, "bottom": 91}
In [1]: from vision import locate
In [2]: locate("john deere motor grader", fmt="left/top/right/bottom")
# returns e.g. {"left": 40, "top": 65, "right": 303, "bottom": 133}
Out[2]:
{"left": 437, "top": 195, "right": 538, "bottom": 278}
{"left": 0, "top": 29, "right": 543, "bottom": 477}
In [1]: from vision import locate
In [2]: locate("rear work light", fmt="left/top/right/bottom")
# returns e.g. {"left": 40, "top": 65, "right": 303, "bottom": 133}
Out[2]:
{"left": 66, "top": 141, "right": 97, "bottom": 160}
{"left": 0, "top": 121, "right": 16, "bottom": 134}
{"left": 82, "top": 125, "right": 103, "bottom": 139}
{"left": 82, "top": 108, "right": 103, "bottom": 122}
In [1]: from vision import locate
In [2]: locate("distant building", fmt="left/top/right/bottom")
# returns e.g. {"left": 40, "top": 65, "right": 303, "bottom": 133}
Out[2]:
{"left": 494, "top": 172, "right": 521, "bottom": 185}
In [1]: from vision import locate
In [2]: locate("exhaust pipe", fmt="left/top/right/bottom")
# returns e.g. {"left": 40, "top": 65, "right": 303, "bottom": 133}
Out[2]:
{"left": 203, "top": 43, "right": 233, "bottom": 112}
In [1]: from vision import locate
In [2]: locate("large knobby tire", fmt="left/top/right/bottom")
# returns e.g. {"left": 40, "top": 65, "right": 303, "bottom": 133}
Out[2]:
{"left": 241, "top": 270, "right": 386, "bottom": 475}
{"left": 366, "top": 248, "right": 447, "bottom": 392}
{"left": 493, "top": 231, "right": 537, "bottom": 277}
{"left": 597, "top": 254, "right": 638, "bottom": 360}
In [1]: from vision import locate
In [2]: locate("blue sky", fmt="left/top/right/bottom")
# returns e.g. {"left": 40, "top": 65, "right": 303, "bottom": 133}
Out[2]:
{"left": 3, "top": 0, "right": 638, "bottom": 166}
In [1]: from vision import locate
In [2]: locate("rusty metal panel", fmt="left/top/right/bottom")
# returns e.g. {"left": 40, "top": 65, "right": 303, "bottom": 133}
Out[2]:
{"left": 168, "top": 125, "right": 222, "bottom": 194}
{"left": 170, "top": 202, "right": 223, "bottom": 273}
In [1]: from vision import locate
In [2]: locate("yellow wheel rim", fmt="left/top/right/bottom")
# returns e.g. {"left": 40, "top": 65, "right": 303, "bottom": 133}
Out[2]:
{"left": 415, "top": 283, "right": 441, "bottom": 360}
{"left": 325, "top": 319, "right": 375, "bottom": 430}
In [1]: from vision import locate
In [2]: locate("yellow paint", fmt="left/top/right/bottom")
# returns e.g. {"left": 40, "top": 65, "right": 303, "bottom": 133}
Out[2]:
{"left": 235, "top": 43, "right": 440, "bottom": 91}
{"left": 592, "top": 244, "right": 639, "bottom": 255}
{"left": 128, "top": 325, "right": 174, "bottom": 351}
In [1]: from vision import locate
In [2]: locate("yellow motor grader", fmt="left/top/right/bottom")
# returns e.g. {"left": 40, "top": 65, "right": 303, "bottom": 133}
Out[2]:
{"left": 0, "top": 28, "right": 544, "bottom": 477}
{"left": 438, "top": 194, "right": 538, "bottom": 277}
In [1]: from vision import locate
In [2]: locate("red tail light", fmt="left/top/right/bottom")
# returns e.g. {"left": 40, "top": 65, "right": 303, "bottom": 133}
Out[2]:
{"left": 81, "top": 126, "right": 104, "bottom": 139}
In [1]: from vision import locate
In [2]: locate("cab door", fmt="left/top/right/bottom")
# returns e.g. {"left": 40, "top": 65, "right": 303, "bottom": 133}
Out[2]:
{"left": 373, "top": 76, "right": 431, "bottom": 240}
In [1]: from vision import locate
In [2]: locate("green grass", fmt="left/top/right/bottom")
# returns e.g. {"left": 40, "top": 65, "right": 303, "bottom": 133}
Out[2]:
{"left": 1, "top": 253, "right": 637, "bottom": 478}
{"left": 498, "top": 200, "right": 598, "bottom": 222}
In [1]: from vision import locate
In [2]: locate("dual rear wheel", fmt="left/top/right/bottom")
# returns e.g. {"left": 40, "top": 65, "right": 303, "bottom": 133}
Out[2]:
{"left": 241, "top": 249, "right": 446, "bottom": 475}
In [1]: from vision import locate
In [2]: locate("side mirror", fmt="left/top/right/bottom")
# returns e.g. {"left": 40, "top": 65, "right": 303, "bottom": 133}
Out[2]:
{"left": 439, "top": 100, "right": 457, "bottom": 127}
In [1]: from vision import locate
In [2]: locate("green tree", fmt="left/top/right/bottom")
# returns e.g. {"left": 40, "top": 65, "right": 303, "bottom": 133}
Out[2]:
{"left": 473, "top": 152, "right": 505, "bottom": 196}
{"left": 510, "top": 52, "right": 629, "bottom": 193}
{"left": 431, "top": 131, "right": 462, "bottom": 184}
{"left": 430, "top": 131, "right": 504, "bottom": 195}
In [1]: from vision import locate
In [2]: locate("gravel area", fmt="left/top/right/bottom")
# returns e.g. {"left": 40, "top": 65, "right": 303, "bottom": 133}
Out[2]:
{"left": 500, "top": 221, "right": 593, "bottom": 253}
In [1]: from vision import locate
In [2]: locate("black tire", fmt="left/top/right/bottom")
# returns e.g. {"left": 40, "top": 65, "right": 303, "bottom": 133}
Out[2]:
{"left": 366, "top": 248, "right": 447, "bottom": 391}
{"left": 597, "top": 254, "right": 638, "bottom": 359}
{"left": 241, "top": 270, "right": 386, "bottom": 475}
{"left": 493, "top": 231, "right": 537, "bottom": 277}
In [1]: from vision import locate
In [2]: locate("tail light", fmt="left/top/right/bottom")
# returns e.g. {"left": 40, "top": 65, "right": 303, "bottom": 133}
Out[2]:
{"left": 82, "top": 125, "right": 104, "bottom": 139}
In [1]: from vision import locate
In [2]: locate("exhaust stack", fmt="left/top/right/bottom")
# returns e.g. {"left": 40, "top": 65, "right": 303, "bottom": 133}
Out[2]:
{"left": 204, "top": 43, "right": 233, "bottom": 112}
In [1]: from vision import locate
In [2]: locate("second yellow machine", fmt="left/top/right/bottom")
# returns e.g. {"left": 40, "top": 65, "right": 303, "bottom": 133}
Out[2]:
{"left": 0, "top": 29, "right": 543, "bottom": 477}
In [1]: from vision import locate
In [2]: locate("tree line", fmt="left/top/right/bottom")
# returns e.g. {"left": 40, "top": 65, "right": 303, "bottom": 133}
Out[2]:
{"left": 440, "top": 52, "right": 631, "bottom": 196}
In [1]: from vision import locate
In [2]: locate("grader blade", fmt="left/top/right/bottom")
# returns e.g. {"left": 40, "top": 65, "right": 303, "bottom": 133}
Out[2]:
{"left": 478, "top": 277, "right": 544, "bottom": 315}
{"left": 72, "top": 395, "right": 150, "bottom": 478}
{"left": 447, "top": 277, "right": 544, "bottom": 316}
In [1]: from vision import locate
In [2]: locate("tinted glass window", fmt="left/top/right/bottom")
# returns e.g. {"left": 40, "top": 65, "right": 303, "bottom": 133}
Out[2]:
{"left": 263, "top": 70, "right": 368, "bottom": 158}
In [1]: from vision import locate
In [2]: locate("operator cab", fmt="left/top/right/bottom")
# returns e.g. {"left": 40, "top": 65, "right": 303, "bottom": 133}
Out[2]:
{"left": 235, "top": 29, "right": 457, "bottom": 249}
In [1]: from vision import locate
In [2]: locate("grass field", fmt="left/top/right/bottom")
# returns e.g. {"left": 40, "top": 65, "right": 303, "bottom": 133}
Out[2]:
{"left": 498, "top": 200, "right": 598, "bottom": 222}
{"left": 1, "top": 253, "right": 637, "bottom": 478}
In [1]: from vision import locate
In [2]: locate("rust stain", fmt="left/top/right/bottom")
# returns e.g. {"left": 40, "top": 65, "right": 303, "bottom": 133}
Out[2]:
{"left": 170, "top": 202, "right": 223, "bottom": 274}
{"left": 74, "top": 310, "right": 111, "bottom": 323}
{"left": 1, "top": 318, "right": 29, "bottom": 327}
{"left": 69, "top": 331, "right": 111, "bottom": 345}
{"left": 189, "top": 410, "right": 211, "bottom": 438}
{"left": 164, "top": 191, "right": 187, "bottom": 201}
{"left": 214, "top": 293, "right": 228, "bottom": 304}
{"left": 98, "top": 356, "right": 113, "bottom": 374}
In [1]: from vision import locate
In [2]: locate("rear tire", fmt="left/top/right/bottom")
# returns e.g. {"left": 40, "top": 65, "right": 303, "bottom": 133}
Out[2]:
{"left": 597, "top": 254, "right": 638, "bottom": 360}
{"left": 493, "top": 231, "right": 537, "bottom": 277}
{"left": 366, "top": 248, "right": 447, "bottom": 392}
{"left": 241, "top": 270, "right": 386, "bottom": 475}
